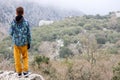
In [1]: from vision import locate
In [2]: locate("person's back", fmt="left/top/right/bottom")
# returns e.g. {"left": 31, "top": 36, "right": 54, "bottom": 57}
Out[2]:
{"left": 9, "top": 7, "right": 31, "bottom": 78}
{"left": 10, "top": 15, "right": 31, "bottom": 46}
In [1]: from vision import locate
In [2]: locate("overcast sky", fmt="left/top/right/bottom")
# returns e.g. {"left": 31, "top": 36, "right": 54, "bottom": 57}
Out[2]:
{"left": 28, "top": 0, "right": 120, "bottom": 15}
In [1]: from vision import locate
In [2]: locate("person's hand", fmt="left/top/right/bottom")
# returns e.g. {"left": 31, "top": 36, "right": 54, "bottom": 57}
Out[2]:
{"left": 27, "top": 43, "right": 30, "bottom": 49}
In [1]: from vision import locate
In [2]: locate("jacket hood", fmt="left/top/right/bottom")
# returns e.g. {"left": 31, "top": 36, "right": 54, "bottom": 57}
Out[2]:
{"left": 15, "top": 15, "right": 24, "bottom": 23}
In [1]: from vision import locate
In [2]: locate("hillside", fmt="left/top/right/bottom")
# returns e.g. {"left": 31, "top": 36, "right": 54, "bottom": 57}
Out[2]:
{"left": 1, "top": 14, "right": 120, "bottom": 80}
{"left": 30, "top": 14, "right": 120, "bottom": 57}
{"left": 0, "top": 0, "right": 83, "bottom": 27}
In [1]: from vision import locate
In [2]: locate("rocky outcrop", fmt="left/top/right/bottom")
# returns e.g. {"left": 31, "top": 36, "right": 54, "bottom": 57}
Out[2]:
{"left": 0, "top": 71, "right": 44, "bottom": 80}
{"left": 39, "top": 20, "right": 54, "bottom": 26}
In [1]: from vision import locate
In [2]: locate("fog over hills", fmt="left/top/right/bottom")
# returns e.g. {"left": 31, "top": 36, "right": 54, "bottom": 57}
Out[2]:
{"left": 0, "top": 0, "right": 84, "bottom": 27}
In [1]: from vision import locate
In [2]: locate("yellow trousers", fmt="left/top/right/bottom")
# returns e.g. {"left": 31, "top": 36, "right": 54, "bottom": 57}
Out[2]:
{"left": 14, "top": 45, "right": 29, "bottom": 73}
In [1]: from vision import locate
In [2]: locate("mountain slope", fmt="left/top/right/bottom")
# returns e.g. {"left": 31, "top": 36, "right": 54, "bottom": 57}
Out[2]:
{"left": 0, "top": 0, "right": 84, "bottom": 27}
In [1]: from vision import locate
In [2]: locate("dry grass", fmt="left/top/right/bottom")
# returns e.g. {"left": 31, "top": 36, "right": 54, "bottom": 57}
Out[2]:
{"left": 1, "top": 53, "right": 120, "bottom": 80}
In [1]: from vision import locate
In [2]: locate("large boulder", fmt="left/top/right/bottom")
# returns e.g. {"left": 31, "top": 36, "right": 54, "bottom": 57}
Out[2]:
{"left": 0, "top": 71, "right": 44, "bottom": 80}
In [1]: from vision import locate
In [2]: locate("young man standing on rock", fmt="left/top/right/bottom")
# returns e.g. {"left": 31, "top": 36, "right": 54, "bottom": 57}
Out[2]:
{"left": 9, "top": 7, "right": 31, "bottom": 78}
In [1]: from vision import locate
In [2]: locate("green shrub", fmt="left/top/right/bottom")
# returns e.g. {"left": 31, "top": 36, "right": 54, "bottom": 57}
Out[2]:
{"left": 59, "top": 47, "right": 73, "bottom": 58}
{"left": 106, "top": 32, "right": 120, "bottom": 43}
{"left": 107, "top": 47, "right": 118, "bottom": 54}
{"left": 33, "top": 55, "right": 50, "bottom": 65}
{"left": 96, "top": 36, "right": 106, "bottom": 44}
{"left": 64, "top": 40, "right": 71, "bottom": 46}
{"left": 78, "top": 22, "right": 84, "bottom": 26}
{"left": 112, "top": 62, "right": 120, "bottom": 80}
{"left": 84, "top": 24, "right": 93, "bottom": 30}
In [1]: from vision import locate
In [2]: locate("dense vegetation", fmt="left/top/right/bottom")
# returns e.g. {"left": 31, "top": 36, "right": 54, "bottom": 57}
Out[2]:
{"left": 0, "top": 14, "right": 120, "bottom": 80}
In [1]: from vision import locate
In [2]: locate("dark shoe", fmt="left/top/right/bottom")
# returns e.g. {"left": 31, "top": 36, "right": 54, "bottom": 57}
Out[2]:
{"left": 17, "top": 73, "right": 22, "bottom": 78}
{"left": 23, "top": 71, "right": 31, "bottom": 77}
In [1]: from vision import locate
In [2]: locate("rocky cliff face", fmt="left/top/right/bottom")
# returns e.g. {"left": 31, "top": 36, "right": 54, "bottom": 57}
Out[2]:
{"left": 0, "top": 71, "right": 44, "bottom": 80}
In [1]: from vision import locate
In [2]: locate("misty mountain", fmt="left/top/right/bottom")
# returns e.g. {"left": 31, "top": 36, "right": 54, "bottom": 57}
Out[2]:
{"left": 0, "top": 0, "right": 84, "bottom": 27}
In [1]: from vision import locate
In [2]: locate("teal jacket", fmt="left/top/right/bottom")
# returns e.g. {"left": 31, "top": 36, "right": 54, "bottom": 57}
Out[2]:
{"left": 9, "top": 17, "right": 31, "bottom": 46}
